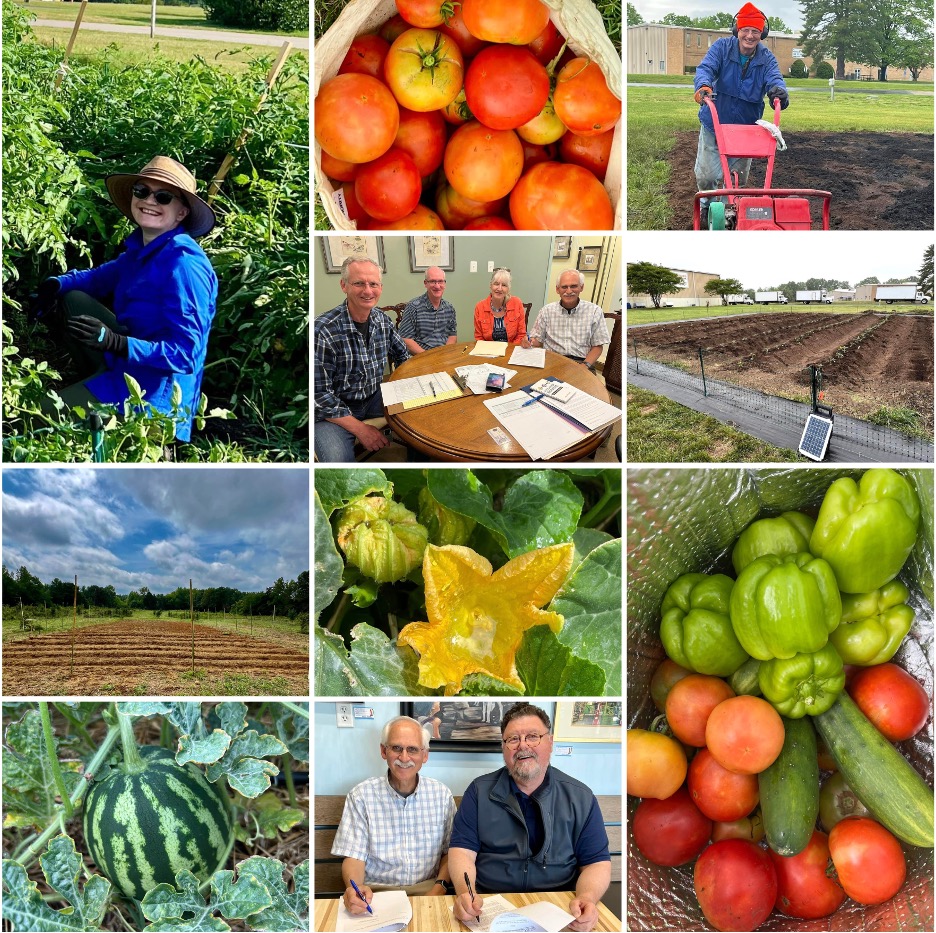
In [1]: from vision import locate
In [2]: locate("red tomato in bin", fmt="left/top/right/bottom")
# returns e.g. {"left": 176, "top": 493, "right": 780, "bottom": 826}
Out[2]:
{"left": 688, "top": 748, "right": 759, "bottom": 822}
{"left": 664, "top": 673, "right": 735, "bottom": 748}
{"left": 379, "top": 14, "right": 411, "bottom": 45}
{"left": 464, "top": 46, "right": 549, "bottom": 131}
{"left": 396, "top": 0, "right": 450, "bottom": 28}
{"left": 437, "top": 5, "right": 489, "bottom": 57}
{"left": 828, "top": 817, "right": 906, "bottom": 905}
{"left": 559, "top": 128, "right": 614, "bottom": 181}
{"left": 769, "top": 830, "right": 845, "bottom": 920}
{"left": 338, "top": 33, "right": 390, "bottom": 80}
{"left": 393, "top": 108, "right": 448, "bottom": 177}
{"left": 632, "top": 785, "right": 712, "bottom": 867}
{"left": 519, "top": 139, "right": 558, "bottom": 172}
{"left": 848, "top": 663, "right": 930, "bottom": 742}
{"left": 554, "top": 57, "right": 621, "bottom": 136}
{"left": 509, "top": 162, "right": 614, "bottom": 230}
{"left": 461, "top": 0, "right": 550, "bottom": 45}
{"left": 354, "top": 148, "right": 422, "bottom": 222}
{"left": 527, "top": 19, "right": 565, "bottom": 65}
{"left": 435, "top": 184, "right": 507, "bottom": 229}
{"left": 464, "top": 216, "right": 514, "bottom": 230}
{"left": 444, "top": 121, "right": 524, "bottom": 202}
{"left": 320, "top": 151, "right": 359, "bottom": 183}
{"left": 371, "top": 204, "right": 445, "bottom": 230}
{"left": 694, "top": 839, "right": 777, "bottom": 932}
{"left": 705, "top": 695, "right": 785, "bottom": 774}
{"left": 315, "top": 74, "right": 399, "bottom": 164}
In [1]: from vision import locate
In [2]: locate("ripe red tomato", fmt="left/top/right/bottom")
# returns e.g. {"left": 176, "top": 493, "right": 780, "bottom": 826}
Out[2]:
{"left": 379, "top": 14, "right": 411, "bottom": 45}
{"left": 705, "top": 695, "right": 785, "bottom": 774}
{"left": 632, "top": 785, "right": 712, "bottom": 867}
{"left": 769, "top": 829, "right": 845, "bottom": 919}
{"left": 444, "top": 121, "right": 524, "bottom": 201}
{"left": 829, "top": 817, "right": 906, "bottom": 905}
{"left": 384, "top": 28, "right": 464, "bottom": 112}
{"left": 627, "top": 728, "right": 687, "bottom": 800}
{"left": 338, "top": 33, "right": 390, "bottom": 79}
{"left": 819, "top": 771, "right": 871, "bottom": 832}
{"left": 688, "top": 748, "right": 759, "bottom": 822}
{"left": 437, "top": 4, "right": 489, "bottom": 57}
{"left": 396, "top": 0, "right": 451, "bottom": 28}
{"left": 393, "top": 107, "right": 448, "bottom": 177}
{"left": 315, "top": 74, "right": 399, "bottom": 164}
{"left": 464, "top": 46, "right": 549, "bottom": 131}
{"left": 320, "top": 151, "right": 359, "bottom": 183}
{"left": 650, "top": 658, "right": 693, "bottom": 713}
{"left": 464, "top": 216, "right": 514, "bottom": 229}
{"left": 664, "top": 674, "right": 735, "bottom": 748}
{"left": 554, "top": 57, "right": 622, "bottom": 136}
{"left": 371, "top": 204, "right": 445, "bottom": 230}
{"left": 354, "top": 148, "right": 422, "bottom": 222}
{"left": 435, "top": 184, "right": 507, "bottom": 228}
{"left": 848, "top": 663, "right": 930, "bottom": 742}
{"left": 694, "top": 839, "right": 777, "bottom": 932}
{"left": 461, "top": 0, "right": 550, "bottom": 44}
{"left": 337, "top": 181, "right": 371, "bottom": 226}
{"left": 559, "top": 128, "right": 614, "bottom": 181}
{"left": 527, "top": 19, "right": 565, "bottom": 65}
{"left": 509, "top": 162, "right": 614, "bottom": 230}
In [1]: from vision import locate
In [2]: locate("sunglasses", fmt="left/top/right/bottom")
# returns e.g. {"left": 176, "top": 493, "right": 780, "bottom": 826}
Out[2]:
{"left": 132, "top": 183, "right": 185, "bottom": 206}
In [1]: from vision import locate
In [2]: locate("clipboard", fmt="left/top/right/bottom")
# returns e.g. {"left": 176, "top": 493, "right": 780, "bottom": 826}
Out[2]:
{"left": 382, "top": 370, "right": 472, "bottom": 414}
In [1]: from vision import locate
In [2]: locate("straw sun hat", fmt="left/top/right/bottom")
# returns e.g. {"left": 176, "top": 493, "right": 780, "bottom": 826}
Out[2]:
{"left": 105, "top": 155, "right": 217, "bottom": 237}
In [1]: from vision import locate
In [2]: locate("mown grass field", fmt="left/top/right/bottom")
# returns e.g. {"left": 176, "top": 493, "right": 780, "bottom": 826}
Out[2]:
{"left": 627, "top": 303, "right": 934, "bottom": 325}
{"left": 628, "top": 74, "right": 934, "bottom": 90}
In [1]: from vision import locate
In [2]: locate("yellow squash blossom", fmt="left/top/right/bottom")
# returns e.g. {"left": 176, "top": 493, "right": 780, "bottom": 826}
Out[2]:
{"left": 398, "top": 542, "right": 574, "bottom": 694}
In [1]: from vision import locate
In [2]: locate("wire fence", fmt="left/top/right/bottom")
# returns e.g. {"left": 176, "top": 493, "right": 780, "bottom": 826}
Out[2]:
{"left": 628, "top": 343, "right": 934, "bottom": 462}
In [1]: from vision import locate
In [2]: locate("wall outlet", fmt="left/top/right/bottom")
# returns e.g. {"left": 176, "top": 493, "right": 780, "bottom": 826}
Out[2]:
{"left": 470, "top": 260, "right": 477, "bottom": 272}
{"left": 336, "top": 703, "right": 354, "bottom": 728}
{"left": 488, "top": 261, "right": 495, "bottom": 273}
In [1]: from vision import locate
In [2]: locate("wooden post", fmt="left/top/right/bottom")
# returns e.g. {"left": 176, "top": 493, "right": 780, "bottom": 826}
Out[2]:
{"left": 189, "top": 580, "right": 194, "bottom": 674}
{"left": 70, "top": 575, "right": 77, "bottom": 677}
{"left": 54, "top": 0, "right": 88, "bottom": 91}
{"left": 208, "top": 41, "right": 292, "bottom": 202}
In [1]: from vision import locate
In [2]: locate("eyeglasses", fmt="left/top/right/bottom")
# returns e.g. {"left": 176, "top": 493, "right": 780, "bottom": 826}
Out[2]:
{"left": 493, "top": 267, "right": 511, "bottom": 273}
{"left": 349, "top": 280, "right": 382, "bottom": 289}
{"left": 386, "top": 744, "right": 423, "bottom": 756}
{"left": 425, "top": 278, "right": 446, "bottom": 285}
{"left": 132, "top": 183, "right": 185, "bottom": 206}
{"left": 502, "top": 732, "right": 548, "bottom": 748}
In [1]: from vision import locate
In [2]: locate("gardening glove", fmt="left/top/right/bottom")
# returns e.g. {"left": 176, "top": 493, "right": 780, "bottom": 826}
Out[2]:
{"left": 694, "top": 85, "right": 713, "bottom": 105}
{"left": 767, "top": 85, "right": 789, "bottom": 110}
{"left": 68, "top": 315, "right": 129, "bottom": 357}
{"left": 27, "top": 277, "right": 61, "bottom": 323}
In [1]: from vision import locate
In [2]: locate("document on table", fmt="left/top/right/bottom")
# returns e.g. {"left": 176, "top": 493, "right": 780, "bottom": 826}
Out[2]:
{"left": 455, "top": 364, "right": 519, "bottom": 394}
{"left": 521, "top": 383, "right": 622, "bottom": 431}
{"left": 470, "top": 340, "right": 509, "bottom": 358}
{"left": 335, "top": 890, "right": 412, "bottom": 933}
{"left": 454, "top": 894, "right": 575, "bottom": 933}
{"left": 380, "top": 371, "right": 462, "bottom": 409}
{"left": 507, "top": 346, "right": 546, "bottom": 367}
{"left": 484, "top": 390, "right": 590, "bottom": 460}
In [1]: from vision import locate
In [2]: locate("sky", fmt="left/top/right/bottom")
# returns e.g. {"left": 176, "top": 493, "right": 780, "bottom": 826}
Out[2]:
{"left": 2, "top": 469, "right": 309, "bottom": 594}
{"left": 631, "top": 2, "right": 805, "bottom": 33}
{"left": 628, "top": 231, "right": 934, "bottom": 289}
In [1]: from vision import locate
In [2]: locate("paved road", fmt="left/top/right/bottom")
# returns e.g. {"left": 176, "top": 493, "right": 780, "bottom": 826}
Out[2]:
{"left": 33, "top": 18, "right": 308, "bottom": 49}
{"left": 628, "top": 82, "right": 933, "bottom": 95}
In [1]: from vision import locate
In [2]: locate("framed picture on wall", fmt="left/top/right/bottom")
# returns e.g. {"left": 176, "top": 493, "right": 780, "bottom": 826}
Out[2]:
{"left": 320, "top": 235, "right": 385, "bottom": 273}
{"left": 401, "top": 701, "right": 507, "bottom": 752}
{"left": 576, "top": 245, "right": 602, "bottom": 273}
{"left": 553, "top": 701, "right": 622, "bottom": 743}
{"left": 553, "top": 235, "right": 571, "bottom": 259}
{"left": 408, "top": 236, "right": 454, "bottom": 272}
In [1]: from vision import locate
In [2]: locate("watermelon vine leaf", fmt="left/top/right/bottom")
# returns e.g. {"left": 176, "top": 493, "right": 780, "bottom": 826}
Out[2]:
{"left": 2, "top": 834, "right": 111, "bottom": 932}
{"left": 205, "top": 731, "right": 288, "bottom": 798}
{"left": 237, "top": 792, "right": 306, "bottom": 843}
{"left": 240, "top": 856, "right": 310, "bottom": 933}
{"left": 272, "top": 703, "right": 310, "bottom": 764}
{"left": 177, "top": 730, "right": 231, "bottom": 767}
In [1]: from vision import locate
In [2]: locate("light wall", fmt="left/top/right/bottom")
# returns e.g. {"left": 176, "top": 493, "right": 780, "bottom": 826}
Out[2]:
{"left": 314, "top": 701, "right": 622, "bottom": 797}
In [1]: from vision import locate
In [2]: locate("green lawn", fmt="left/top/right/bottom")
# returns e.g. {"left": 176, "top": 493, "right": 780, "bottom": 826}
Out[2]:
{"left": 627, "top": 303, "right": 933, "bottom": 326}
{"left": 628, "top": 74, "right": 934, "bottom": 91}
{"left": 627, "top": 385, "right": 801, "bottom": 462}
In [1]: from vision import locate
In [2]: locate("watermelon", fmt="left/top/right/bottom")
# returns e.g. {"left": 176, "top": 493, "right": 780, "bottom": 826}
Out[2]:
{"left": 83, "top": 745, "right": 232, "bottom": 900}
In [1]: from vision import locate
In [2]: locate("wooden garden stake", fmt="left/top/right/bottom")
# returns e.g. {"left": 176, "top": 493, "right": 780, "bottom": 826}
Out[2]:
{"left": 207, "top": 41, "right": 292, "bottom": 202}
{"left": 189, "top": 579, "right": 195, "bottom": 673}
{"left": 70, "top": 575, "right": 77, "bottom": 677}
{"left": 54, "top": 0, "right": 89, "bottom": 91}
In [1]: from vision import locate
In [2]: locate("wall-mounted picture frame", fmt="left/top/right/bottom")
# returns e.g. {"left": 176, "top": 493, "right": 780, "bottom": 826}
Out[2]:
{"left": 401, "top": 701, "right": 507, "bottom": 752}
{"left": 553, "top": 235, "right": 571, "bottom": 259}
{"left": 408, "top": 236, "right": 454, "bottom": 273}
{"left": 553, "top": 701, "right": 622, "bottom": 743}
{"left": 320, "top": 235, "right": 386, "bottom": 273}
{"left": 576, "top": 245, "right": 602, "bottom": 273}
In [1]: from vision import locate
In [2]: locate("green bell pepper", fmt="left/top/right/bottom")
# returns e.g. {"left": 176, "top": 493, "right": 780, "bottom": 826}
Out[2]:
{"left": 829, "top": 580, "right": 915, "bottom": 666}
{"left": 730, "top": 552, "right": 841, "bottom": 661}
{"left": 809, "top": 468, "right": 920, "bottom": 594}
{"left": 758, "top": 643, "right": 845, "bottom": 718}
{"left": 659, "top": 573, "right": 749, "bottom": 677}
{"left": 731, "top": 511, "right": 816, "bottom": 575}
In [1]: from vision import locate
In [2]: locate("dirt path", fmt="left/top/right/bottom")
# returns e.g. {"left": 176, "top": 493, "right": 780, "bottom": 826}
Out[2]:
{"left": 666, "top": 130, "right": 934, "bottom": 230}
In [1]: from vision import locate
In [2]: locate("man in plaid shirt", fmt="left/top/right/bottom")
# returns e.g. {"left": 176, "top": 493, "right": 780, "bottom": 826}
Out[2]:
{"left": 398, "top": 266, "right": 458, "bottom": 354}
{"left": 525, "top": 271, "right": 610, "bottom": 372}
{"left": 314, "top": 257, "right": 409, "bottom": 461}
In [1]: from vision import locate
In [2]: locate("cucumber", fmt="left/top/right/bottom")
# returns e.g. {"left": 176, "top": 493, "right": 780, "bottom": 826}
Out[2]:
{"left": 729, "top": 658, "right": 762, "bottom": 696}
{"left": 758, "top": 715, "right": 819, "bottom": 856}
{"left": 814, "top": 692, "right": 934, "bottom": 848}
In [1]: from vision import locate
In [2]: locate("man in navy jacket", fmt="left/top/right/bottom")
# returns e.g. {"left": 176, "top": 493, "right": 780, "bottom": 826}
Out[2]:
{"left": 693, "top": 3, "right": 789, "bottom": 218}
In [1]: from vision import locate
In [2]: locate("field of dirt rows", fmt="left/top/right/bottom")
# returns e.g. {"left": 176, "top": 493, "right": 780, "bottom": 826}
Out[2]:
{"left": 2, "top": 621, "right": 309, "bottom": 695}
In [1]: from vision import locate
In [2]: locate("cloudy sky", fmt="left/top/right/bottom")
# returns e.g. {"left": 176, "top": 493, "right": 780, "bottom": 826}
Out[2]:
{"left": 2, "top": 469, "right": 309, "bottom": 593}
{"left": 629, "top": 231, "right": 933, "bottom": 290}
{"left": 631, "top": 2, "right": 805, "bottom": 33}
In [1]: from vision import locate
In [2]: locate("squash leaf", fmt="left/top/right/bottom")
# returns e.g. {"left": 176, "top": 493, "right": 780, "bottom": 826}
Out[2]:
{"left": 571, "top": 527, "right": 615, "bottom": 570}
{"left": 2, "top": 834, "right": 111, "bottom": 932}
{"left": 314, "top": 491, "right": 344, "bottom": 622}
{"left": 315, "top": 469, "right": 392, "bottom": 517}
{"left": 240, "top": 856, "right": 309, "bottom": 932}
{"left": 516, "top": 627, "right": 607, "bottom": 696}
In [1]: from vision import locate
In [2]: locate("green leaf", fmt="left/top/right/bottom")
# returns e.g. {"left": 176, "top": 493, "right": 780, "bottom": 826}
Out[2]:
{"left": 315, "top": 469, "right": 391, "bottom": 517}
{"left": 240, "top": 792, "right": 306, "bottom": 841}
{"left": 166, "top": 702, "right": 206, "bottom": 739}
{"left": 118, "top": 701, "right": 172, "bottom": 717}
{"left": 427, "top": 469, "right": 583, "bottom": 558}
{"left": 314, "top": 491, "right": 344, "bottom": 623}
{"left": 382, "top": 468, "right": 427, "bottom": 504}
{"left": 346, "top": 576, "right": 379, "bottom": 608}
{"left": 516, "top": 627, "right": 606, "bottom": 695}
{"left": 273, "top": 704, "right": 309, "bottom": 763}
{"left": 216, "top": 702, "right": 249, "bottom": 739}
{"left": 2, "top": 835, "right": 111, "bottom": 932}
{"left": 459, "top": 674, "right": 524, "bottom": 697}
{"left": 177, "top": 730, "right": 231, "bottom": 766}
{"left": 240, "top": 857, "right": 309, "bottom": 933}
{"left": 571, "top": 527, "right": 614, "bottom": 570}
{"left": 314, "top": 624, "right": 431, "bottom": 696}
{"left": 205, "top": 731, "right": 287, "bottom": 798}
{"left": 552, "top": 539, "right": 622, "bottom": 695}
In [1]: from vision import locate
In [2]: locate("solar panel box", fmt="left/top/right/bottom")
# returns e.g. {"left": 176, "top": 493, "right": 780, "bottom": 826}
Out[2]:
{"left": 799, "top": 410, "right": 834, "bottom": 461}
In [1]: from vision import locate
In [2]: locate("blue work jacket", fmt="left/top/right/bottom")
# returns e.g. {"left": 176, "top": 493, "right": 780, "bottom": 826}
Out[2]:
{"left": 694, "top": 37, "right": 786, "bottom": 132}
{"left": 56, "top": 226, "right": 218, "bottom": 441}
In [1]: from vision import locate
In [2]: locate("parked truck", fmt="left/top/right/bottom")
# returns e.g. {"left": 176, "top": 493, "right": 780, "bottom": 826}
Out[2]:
{"left": 755, "top": 291, "right": 789, "bottom": 304}
{"left": 874, "top": 284, "right": 927, "bottom": 303}
{"left": 796, "top": 290, "right": 831, "bottom": 304}
{"left": 726, "top": 294, "right": 754, "bottom": 305}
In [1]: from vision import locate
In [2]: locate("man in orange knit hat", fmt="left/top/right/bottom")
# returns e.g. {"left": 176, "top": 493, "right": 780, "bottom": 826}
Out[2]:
{"left": 692, "top": 3, "right": 789, "bottom": 225}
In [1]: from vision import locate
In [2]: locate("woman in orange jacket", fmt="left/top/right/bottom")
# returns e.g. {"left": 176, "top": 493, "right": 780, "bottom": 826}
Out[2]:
{"left": 473, "top": 267, "right": 527, "bottom": 344}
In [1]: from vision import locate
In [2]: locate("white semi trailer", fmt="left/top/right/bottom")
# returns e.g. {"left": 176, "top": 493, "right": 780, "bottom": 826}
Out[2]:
{"left": 796, "top": 290, "right": 831, "bottom": 304}
{"left": 726, "top": 294, "right": 754, "bottom": 305}
{"left": 755, "top": 291, "right": 788, "bottom": 304}
{"left": 875, "top": 285, "right": 927, "bottom": 303}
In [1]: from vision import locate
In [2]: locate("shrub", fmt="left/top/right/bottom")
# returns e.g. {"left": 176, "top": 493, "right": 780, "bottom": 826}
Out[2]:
{"left": 203, "top": 0, "right": 309, "bottom": 32}
{"left": 790, "top": 59, "right": 808, "bottom": 78}
{"left": 814, "top": 61, "right": 834, "bottom": 79}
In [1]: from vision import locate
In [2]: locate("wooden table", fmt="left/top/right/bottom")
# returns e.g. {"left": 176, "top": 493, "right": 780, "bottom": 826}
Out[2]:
{"left": 383, "top": 342, "right": 617, "bottom": 461}
{"left": 314, "top": 891, "right": 621, "bottom": 932}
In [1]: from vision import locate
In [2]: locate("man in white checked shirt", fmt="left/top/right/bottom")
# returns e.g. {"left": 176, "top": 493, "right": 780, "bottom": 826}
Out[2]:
{"left": 524, "top": 270, "right": 610, "bottom": 372}
{"left": 332, "top": 716, "right": 457, "bottom": 915}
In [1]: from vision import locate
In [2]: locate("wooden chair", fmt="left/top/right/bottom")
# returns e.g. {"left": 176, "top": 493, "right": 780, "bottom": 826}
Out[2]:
{"left": 523, "top": 302, "right": 533, "bottom": 333}
{"left": 602, "top": 311, "right": 623, "bottom": 395}
{"left": 382, "top": 303, "right": 407, "bottom": 328}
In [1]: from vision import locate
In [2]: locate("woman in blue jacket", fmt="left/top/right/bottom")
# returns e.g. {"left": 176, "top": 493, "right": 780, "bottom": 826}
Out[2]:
{"left": 35, "top": 155, "right": 218, "bottom": 442}
{"left": 692, "top": 3, "right": 789, "bottom": 220}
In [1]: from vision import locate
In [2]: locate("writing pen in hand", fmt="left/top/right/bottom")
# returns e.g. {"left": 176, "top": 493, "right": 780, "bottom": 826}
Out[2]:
{"left": 465, "top": 872, "right": 481, "bottom": 921}
{"left": 349, "top": 879, "right": 373, "bottom": 915}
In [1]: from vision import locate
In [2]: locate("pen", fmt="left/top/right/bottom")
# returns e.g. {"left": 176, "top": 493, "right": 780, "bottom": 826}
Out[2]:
{"left": 431, "top": 383, "right": 437, "bottom": 397}
{"left": 464, "top": 872, "right": 480, "bottom": 920}
{"left": 349, "top": 879, "right": 373, "bottom": 915}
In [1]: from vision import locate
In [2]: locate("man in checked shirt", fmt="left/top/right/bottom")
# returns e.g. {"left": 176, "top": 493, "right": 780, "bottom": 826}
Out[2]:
{"left": 524, "top": 271, "right": 610, "bottom": 372}
{"left": 332, "top": 716, "right": 457, "bottom": 915}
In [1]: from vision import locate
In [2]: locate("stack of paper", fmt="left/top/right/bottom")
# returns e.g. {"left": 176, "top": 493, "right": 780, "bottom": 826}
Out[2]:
{"left": 455, "top": 894, "right": 575, "bottom": 932}
{"left": 508, "top": 346, "right": 546, "bottom": 367}
{"left": 336, "top": 890, "right": 412, "bottom": 933}
{"left": 455, "top": 364, "right": 519, "bottom": 395}
{"left": 380, "top": 372, "right": 462, "bottom": 409}
{"left": 470, "top": 340, "right": 509, "bottom": 358}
